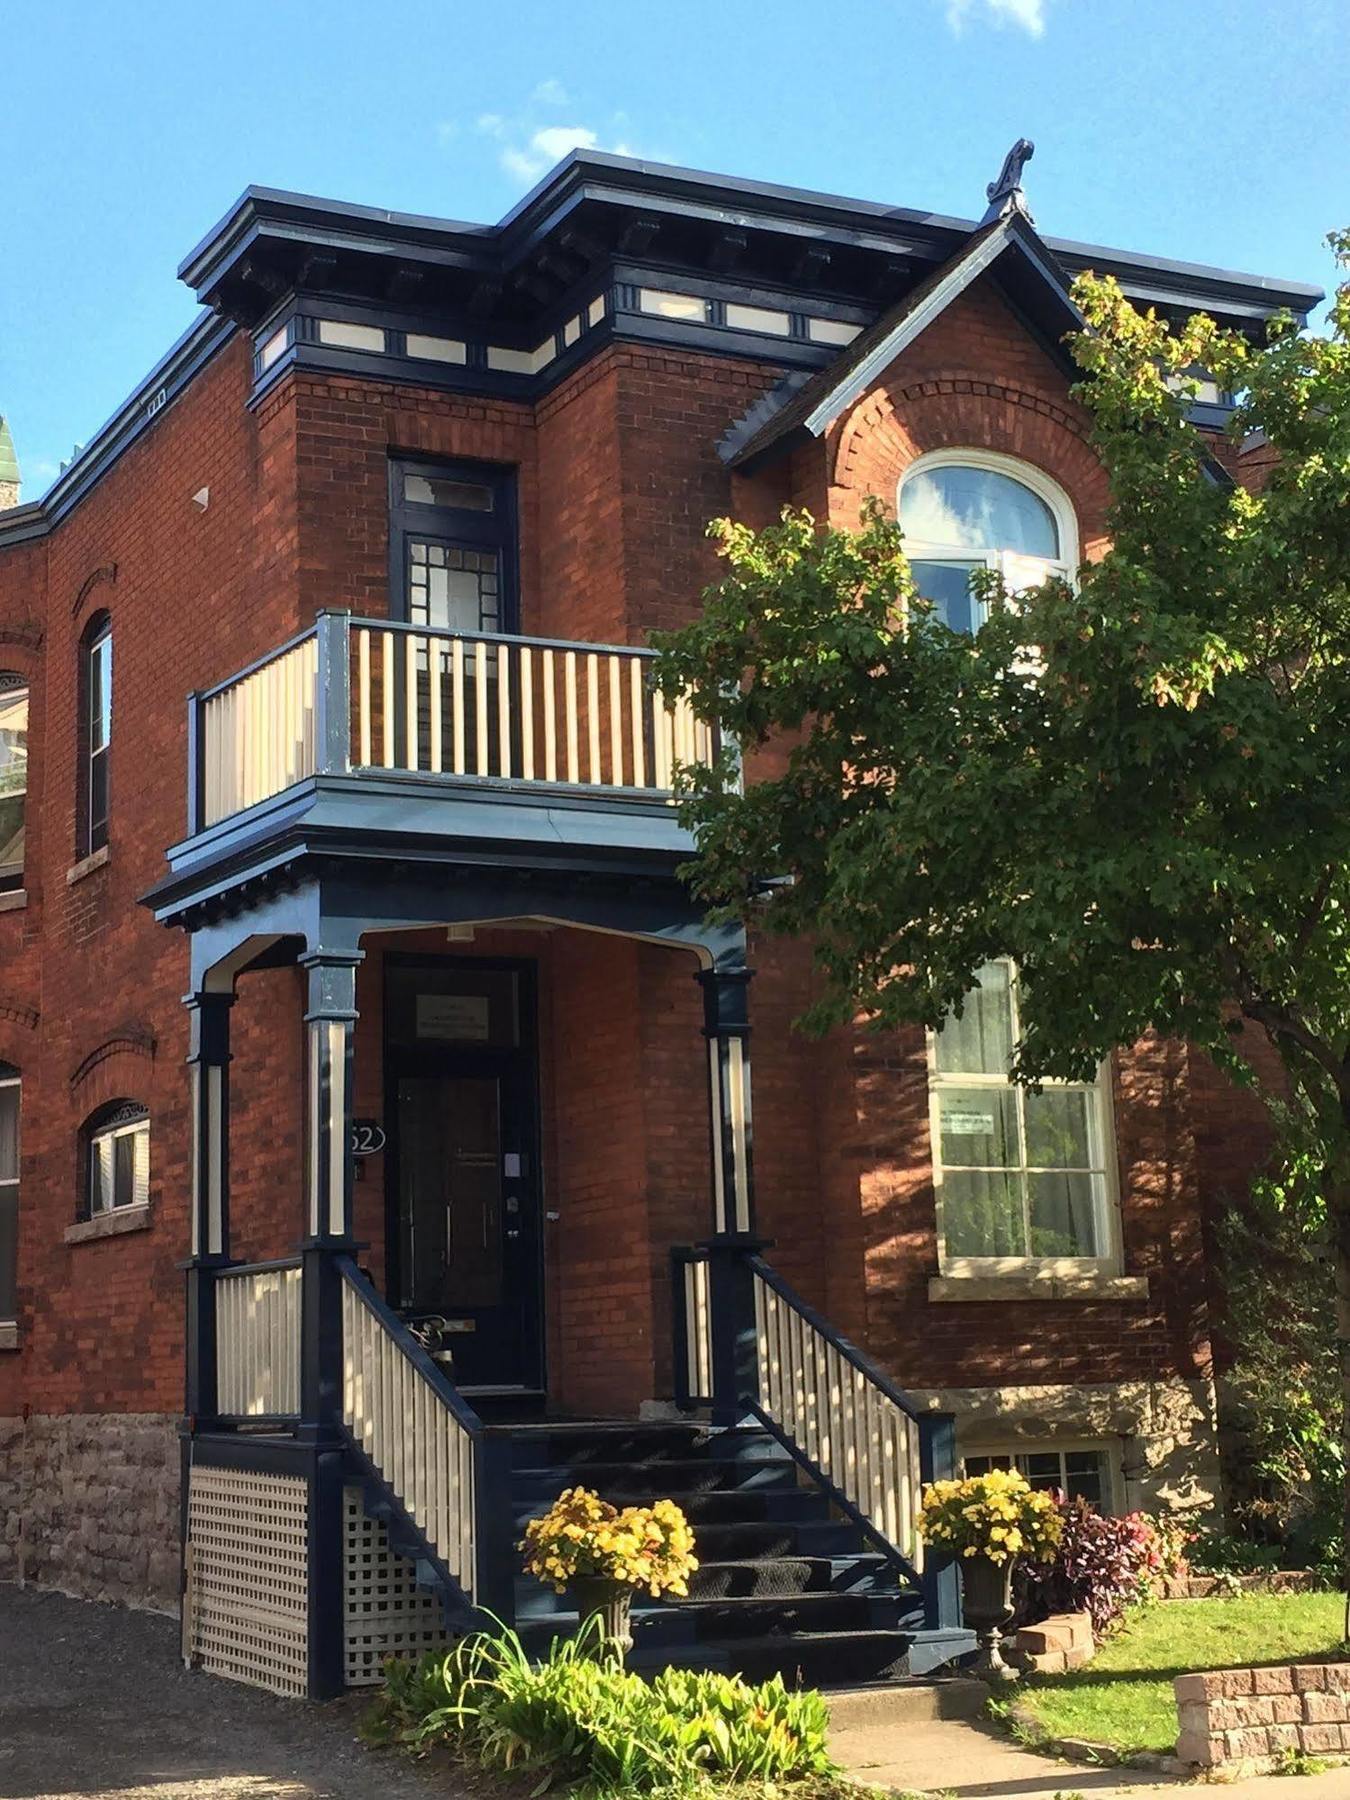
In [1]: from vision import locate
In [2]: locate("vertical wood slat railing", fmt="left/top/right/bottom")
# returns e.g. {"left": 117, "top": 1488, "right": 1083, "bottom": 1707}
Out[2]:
{"left": 749, "top": 1259, "right": 924, "bottom": 1571}
{"left": 214, "top": 1260, "right": 302, "bottom": 1418}
{"left": 199, "top": 631, "right": 319, "bottom": 826}
{"left": 338, "top": 1260, "right": 484, "bottom": 1604}
{"left": 349, "top": 619, "right": 715, "bottom": 795}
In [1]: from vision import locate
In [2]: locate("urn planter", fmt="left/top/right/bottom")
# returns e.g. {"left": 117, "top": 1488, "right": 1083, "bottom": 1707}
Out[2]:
{"left": 569, "top": 1575, "right": 635, "bottom": 1661}
{"left": 960, "top": 1553, "right": 1018, "bottom": 1682}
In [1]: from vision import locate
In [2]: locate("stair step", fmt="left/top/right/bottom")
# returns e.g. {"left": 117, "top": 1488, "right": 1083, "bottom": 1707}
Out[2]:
{"left": 511, "top": 1487, "right": 830, "bottom": 1532}
{"left": 628, "top": 1629, "right": 920, "bottom": 1687}
{"left": 824, "top": 1677, "right": 989, "bottom": 1727}
{"left": 500, "top": 1423, "right": 708, "bottom": 1467}
{"left": 511, "top": 1458, "right": 797, "bottom": 1500}
{"left": 691, "top": 1518, "right": 862, "bottom": 1560}
{"left": 686, "top": 1555, "right": 893, "bottom": 1599}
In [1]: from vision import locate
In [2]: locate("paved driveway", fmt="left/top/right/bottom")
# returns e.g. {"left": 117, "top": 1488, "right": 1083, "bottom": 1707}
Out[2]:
{"left": 0, "top": 1586, "right": 454, "bottom": 1800}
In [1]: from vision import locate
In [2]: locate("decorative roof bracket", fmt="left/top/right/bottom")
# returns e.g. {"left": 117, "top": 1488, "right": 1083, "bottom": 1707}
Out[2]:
{"left": 981, "top": 138, "right": 1035, "bottom": 225}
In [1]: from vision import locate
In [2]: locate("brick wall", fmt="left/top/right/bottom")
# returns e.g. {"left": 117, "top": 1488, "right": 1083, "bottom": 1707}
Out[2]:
{"left": 1176, "top": 1664, "right": 1350, "bottom": 1768}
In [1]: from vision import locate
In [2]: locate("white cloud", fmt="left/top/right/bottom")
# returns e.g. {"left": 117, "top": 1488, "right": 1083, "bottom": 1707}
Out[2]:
{"left": 531, "top": 78, "right": 569, "bottom": 107}
{"left": 946, "top": 0, "right": 1048, "bottom": 36}
{"left": 482, "top": 116, "right": 639, "bottom": 185}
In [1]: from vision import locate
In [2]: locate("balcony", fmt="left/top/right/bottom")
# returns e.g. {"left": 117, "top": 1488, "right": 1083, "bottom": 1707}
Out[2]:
{"left": 156, "top": 613, "right": 719, "bottom": 916}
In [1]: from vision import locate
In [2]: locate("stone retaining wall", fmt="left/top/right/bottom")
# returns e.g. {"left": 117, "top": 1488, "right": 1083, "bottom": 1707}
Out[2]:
{"left": 0, "top": 1412, "right": 179, "bottom": 1610}
{"left": 1176, "top": 1664, "right": 1350, "bottom": 1767}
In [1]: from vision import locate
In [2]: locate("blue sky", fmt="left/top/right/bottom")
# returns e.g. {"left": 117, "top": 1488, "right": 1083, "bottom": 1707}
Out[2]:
{"left": 1, "top": 0, "right": 1344, "bottom": 494}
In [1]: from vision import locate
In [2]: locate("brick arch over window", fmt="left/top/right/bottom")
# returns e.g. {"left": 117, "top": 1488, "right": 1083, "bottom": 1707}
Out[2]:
{"left": 68, "top": 1030, "right": 156, "bottom": 1115}
{"left": 828, "top": 375, "right": 1110, "bottom": 558}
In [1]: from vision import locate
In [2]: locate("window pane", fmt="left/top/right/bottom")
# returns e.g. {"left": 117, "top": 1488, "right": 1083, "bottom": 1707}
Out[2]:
{"left": 1024, "top": 1088, "right": 1093, "bottom": 1169}
{"left": 89, "top": 635, "right": 112, "bottom": 753}
{"left": 938, "top": 1084, "right": 1019, "bottom": 1167}
{"left": 0, "top": 687, "right": 27, "bottom": 886}
{"left": 89, "top": 747, "right": 109, "bottom": 852}
{"left": 113, "top": 1132, "right": 137, "bottom": 1208}
{"left": 934, "top": 963, "right": 1013, "bottom": 1075}
{"left": 0, "top": 1186, "right": 14, "bottom": 1321}
{"left": 900, "top": 465, "right": 1059, "bottom": 559}
{"left": 0, "top": 1085, "right": 18, "bottom": 1183}
{"left": 132, "top": 1126, "right": 150, "bottom": 1207}
{"left": 91, "top": 1137, "right": 115, "bottom": 1214}
{"left": 909, "top": 560, "right": 983, "bottom": 635}
{"left": 1028, "top": 1171, "right": 1103, "bottom": 1257}
{"left": 941, "top": 1168, "right": 1025, "bottom": 1258}
{"left": 1064, "top": 1451, "right": 1105, "bottom": 1506}
{"left": 409, "top": 541, "right": 501, "bottom": 634}
{"left": 403, "top": 474, "right": 494, "bottom": 512}
{"left": 1021, "top": 1452, "right": 1064, "bottom": 1493}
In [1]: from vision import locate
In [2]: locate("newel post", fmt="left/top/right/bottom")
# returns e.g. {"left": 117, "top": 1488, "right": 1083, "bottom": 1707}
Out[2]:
{"left": 314, "top": 611, "right": 352, "bottom": 778}
{"left": 184, "top": 989, "right": 234, "bottom": 1423}
{"left": 919, "top": 1410, "right": 962, "bottom": 1633}
{"left": 696, "top": 962, "right": 765, "bottom": 1425}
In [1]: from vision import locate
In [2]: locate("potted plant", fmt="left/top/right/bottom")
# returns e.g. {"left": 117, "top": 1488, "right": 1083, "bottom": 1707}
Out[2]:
{"left": 917, "top": 1470, "right": 1063, "bottom": 1681}
{"left": 520, "top": 1486, "right": 698, "bottom": 1662}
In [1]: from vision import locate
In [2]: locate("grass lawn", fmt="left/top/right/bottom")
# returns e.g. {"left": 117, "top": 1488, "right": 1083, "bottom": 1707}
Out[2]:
{"left": 1000, "top": 1593, "right": 1348, "bottom": 1757}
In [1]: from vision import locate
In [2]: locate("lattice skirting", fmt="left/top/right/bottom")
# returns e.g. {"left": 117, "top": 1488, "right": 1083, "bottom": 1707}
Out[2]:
{"left": 344, "top": 1486, "right": 452, "bottom": 1685}
{"left": 185, "top": 1463, "right": 310, "bottom": 1698}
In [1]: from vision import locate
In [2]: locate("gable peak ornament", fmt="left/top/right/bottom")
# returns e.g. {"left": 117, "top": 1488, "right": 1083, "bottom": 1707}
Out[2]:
{"left": 981, "top": 138, "right": 1035, "bottom": 225}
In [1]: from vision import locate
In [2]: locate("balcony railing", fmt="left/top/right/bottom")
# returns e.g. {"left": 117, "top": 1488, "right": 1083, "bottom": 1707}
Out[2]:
{"left": 192, "top": 612, "right": 717, "bottom": 832}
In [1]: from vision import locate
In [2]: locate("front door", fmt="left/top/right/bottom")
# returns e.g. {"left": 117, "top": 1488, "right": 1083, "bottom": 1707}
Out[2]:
{"left": 385, "top": 959, "right": 542, "bottom": 1392}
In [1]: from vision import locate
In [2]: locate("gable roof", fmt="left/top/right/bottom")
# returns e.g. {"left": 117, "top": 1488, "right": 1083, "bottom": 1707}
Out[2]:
{"left": 722, "top": 210, "right": 1085, "bottom": 471}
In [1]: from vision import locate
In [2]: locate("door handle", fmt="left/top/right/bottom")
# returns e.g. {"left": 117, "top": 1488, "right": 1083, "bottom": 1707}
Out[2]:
{"left": 505, "top": 1228, "right": 520, "bottom": 1240}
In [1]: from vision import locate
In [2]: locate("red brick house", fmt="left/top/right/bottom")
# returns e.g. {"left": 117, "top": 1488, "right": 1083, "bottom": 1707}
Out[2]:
{"left": 0, "top": 149, "right": 1316, "bottom": 1698}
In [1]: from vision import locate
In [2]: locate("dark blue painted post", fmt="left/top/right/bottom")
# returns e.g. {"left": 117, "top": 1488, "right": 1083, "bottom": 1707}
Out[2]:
{"left": 314, "top": 612, "right": 352, "bottom": 778}
{"left": 919, "top": 1411, "right": 961, "bottom": 1633}
{"left": 298, "top": 944, "right": 362, "bottom": 1699}
{"left": 696, "top": 962, "right": 765, "bottom": 1426}
{"left": 183, "top": 989, "right": 233, "bottom": 1424}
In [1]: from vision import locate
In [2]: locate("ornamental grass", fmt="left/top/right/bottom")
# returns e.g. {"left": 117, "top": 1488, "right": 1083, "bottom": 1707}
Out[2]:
{"left": 917, "top": 1469, "right": 1062, "bottom": 1565}
{"left": 520, "top": 1486, "right": 698, "bottom": 1598}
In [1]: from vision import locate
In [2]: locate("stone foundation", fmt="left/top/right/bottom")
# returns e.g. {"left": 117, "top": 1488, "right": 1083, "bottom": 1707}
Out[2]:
{"left": 906, "top": 1377, "right": 1223, "bottom": 1516}
{"left": 0, "top": 1413, "right": 179, "bottom": 1610}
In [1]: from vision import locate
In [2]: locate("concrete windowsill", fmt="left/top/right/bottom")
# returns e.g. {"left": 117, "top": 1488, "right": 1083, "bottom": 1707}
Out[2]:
{"left": 0, "top": 1321, "right": 17, "bottom": 1350}
{"left": 0, "top": 889, "right": 27, "bottom": 912}
{"left": 66, "top": 845, "right": 110, "bottom": 886}
{"left": 64, "top": 1204, "right": 151, "bottom": 1245}
{"left": 928, "top": 1272, "right": 1149, "bottom": 1304}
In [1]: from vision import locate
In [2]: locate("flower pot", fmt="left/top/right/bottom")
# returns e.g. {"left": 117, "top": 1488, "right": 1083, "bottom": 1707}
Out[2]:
{"left": 960, "top": 1553, "right": 1018, "bottom": 1683}
{"left": 568, "top": 1575, "right": 635, "bottom": 1662}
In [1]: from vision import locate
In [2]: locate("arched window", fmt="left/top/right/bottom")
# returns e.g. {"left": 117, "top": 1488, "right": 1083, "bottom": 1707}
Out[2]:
{"left": 0, "top": 677, "right": 28, "bottom": 892}
{"left": 898, "top": 451, "right": 1077, "bottom": 634}
{"left": 0, "top": 1062, "right": 18, "bottom": 1325}
{"left": 79, "top": 612, "right": 112, "bottom": 858}
{"left": 82, "top": 1100, "right": 149, "bottom": 1219}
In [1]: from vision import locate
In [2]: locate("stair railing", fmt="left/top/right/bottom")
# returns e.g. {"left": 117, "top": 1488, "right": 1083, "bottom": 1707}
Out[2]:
{"left": 337, "top": 1258, "right": 514, "bottom": 1617}
{"left": 671, "top": 1242, "right": 960, "bottom": 1633}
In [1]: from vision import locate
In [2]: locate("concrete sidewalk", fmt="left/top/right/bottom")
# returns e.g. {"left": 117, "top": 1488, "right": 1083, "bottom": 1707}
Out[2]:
{"left": 832, "top": 1711, "right": 1350, "bottom": 1797}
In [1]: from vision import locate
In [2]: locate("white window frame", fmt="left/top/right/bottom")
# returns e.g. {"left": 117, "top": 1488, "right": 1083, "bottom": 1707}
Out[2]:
{"left": 898, "top": 448, "right": 1078, "bottom": 630}
{"left": 962, "top": 1438, "right": 1124, "bottom": 1514}
{"left": 86, "top": 1104, "right": 150, "bottom": 1218}
{"left": 926, "top": 960, "right": 1122, "bottom": 1277}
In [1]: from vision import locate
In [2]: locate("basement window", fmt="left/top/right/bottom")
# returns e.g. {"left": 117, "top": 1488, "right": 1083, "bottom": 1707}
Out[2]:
{"left": 963, "top": 1443, "right": 1119, "bottom": 1512}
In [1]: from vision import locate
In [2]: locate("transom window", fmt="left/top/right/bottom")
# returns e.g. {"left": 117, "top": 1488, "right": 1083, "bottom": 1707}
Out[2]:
{"left": 84, "top": 1101, "right": 150, "bottom": 1218}
{"left": 964, "top": 1443, "right": 1116, "bottom": 1512}
{"left": 0, "top": 677, "right": 28, "bottom": 892}
{"left": 928, "top": 961, "right": 1115, "bottom": 1269}
{"left": 0, "top": 1065, "right": 18, "bottom": 1324}
{"left": 899, "top": 451, "right": 1075, "bottom": 634}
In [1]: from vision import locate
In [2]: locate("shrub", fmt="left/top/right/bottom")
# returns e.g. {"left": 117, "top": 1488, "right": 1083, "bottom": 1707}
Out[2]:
{"left": 917, "top": 1470, "right": 1063, "bottom": 1565}
{"left": 1019, "top": 1501, "right": 1166, "bottom": 1639}
{"left": 362, "top": 1621, "right": 838, "bottom": 1794}
{"left": 520, "top": 1487, "right": 699, "bottom": 1598}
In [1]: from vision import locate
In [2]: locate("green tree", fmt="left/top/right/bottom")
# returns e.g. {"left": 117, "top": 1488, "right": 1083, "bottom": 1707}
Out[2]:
{"left": 656, "top": 237, "right": 1350, "bottom": 1584}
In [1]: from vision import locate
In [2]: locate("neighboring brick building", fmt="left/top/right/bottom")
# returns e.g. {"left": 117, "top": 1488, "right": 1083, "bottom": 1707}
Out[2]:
{"left": 0, "top": 149, "right": 1318, "bottom": 1696}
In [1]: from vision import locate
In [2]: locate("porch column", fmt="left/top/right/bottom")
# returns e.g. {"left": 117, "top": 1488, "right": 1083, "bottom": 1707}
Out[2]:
{"left": 698, "top": 965, "right": 756, "bottom": 1238}
{"left": 697, "top": 964, "right": 762, "bottom": 1426}
{"left": 184, "top": 990, "right": 233, "bottom": 1421}
{"left": 298, "top": 947, "right": 361, "bottom": 1701}
{"left": 303, "top": 950, "right": 361, "bottom": 1248}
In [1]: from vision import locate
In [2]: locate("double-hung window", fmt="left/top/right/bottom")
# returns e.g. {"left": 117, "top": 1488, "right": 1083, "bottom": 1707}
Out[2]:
{"left": 0, "top": 1066, "right": 18, "bottom": 1325}
{"left": 85, "top": 1102, "right": 150, "bottom": 1217}
{"left": 898, "top": 452, "right": 1075, "bottom": 634}
{"left": 0, "top": 678, "right": 28, "bottom": 891}
{"left": 964, "top": 1443, "right": 1118, "bottom": 1512}
{"left": 81, "top": 614, "right": 112, "bottom": 857}
{"left": 929, "top": 961, "right": 1117, "bottom": 1271}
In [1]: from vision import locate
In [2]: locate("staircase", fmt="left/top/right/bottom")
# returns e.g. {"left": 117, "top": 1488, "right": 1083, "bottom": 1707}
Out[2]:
{"left": 506, "top": 1420, "right": 948, "bottom": 1686}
